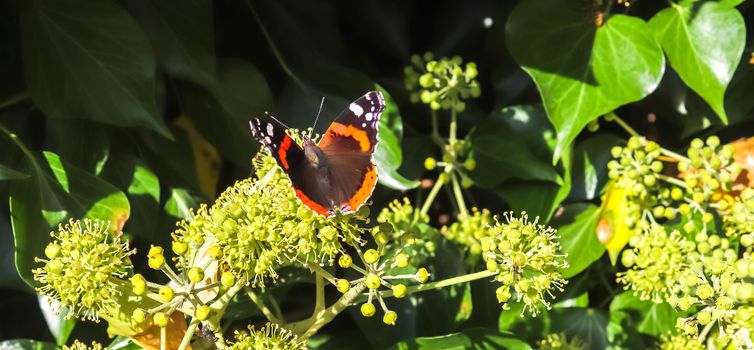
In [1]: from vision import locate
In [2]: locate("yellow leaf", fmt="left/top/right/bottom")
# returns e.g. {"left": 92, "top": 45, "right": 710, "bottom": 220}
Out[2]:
{"left": 598, "top": 180, "right": 637, "bottom": 265}
{"left": 175, "top": 115, "right": 221, "bottom": 199}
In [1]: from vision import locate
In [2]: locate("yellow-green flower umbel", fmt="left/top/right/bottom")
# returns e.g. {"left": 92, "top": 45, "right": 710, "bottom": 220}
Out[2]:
{"left": 33, "top": 219, "right": 134, "bottom": 320}
{"left": 227, "top": 323, "right": 305, "bottom": 350}
{"left": 481, "top": 212, "right": 568, "bottom": 315}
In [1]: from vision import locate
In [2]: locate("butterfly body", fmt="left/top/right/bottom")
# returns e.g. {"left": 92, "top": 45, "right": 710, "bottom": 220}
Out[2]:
{"left": 250, "top": 91, "right": 385, "bottom": 217}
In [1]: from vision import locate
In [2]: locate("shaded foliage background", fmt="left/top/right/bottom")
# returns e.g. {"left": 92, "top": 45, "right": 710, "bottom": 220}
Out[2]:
{"left": 0, "top": 0, "right": 753, "bottom": 349}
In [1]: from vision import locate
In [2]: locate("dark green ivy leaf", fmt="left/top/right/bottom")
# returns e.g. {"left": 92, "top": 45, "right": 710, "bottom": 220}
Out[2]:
{"left": 18, "top": 0, "right": 169, "bottom": 137}
{"left": 390, "top": 328, "right": 531, "bottom": 350}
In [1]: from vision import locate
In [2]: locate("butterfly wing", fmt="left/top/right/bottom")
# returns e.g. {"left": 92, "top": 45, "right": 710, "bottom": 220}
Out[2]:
{"left": 249, "top": 118, "right": 332, "bottom": 216}
{"left": 318, "top": 91, "right": 384, "bottom": 214}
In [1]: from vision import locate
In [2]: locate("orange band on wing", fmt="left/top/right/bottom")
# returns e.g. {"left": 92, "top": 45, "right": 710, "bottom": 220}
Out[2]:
{"left": 347, "top": 165, "right": 378, "bottom": 211}
{"left": 295, "top": 189, "right": 331, "bottom": 217}
{"left": 328, "top": 123, "right": 371, "bottom": 152}
{"left": 278, "top": 136, "right": 292, "bottom": 169}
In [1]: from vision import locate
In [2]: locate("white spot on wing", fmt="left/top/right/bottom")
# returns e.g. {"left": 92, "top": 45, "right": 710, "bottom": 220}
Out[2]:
{"left": 266, "top": 123, "right": 274, "bottom": 136}
{"left": 265, "top": 136, "right": 271, "bottom": 144}
{"left": 365, "top": 112, "right": 373, "bottom": 121}
{"left": 349, "top": 103, "right": 363, "bottom": 116}
{"left": 362, "top": 123, "right": 366, "bottom": 127}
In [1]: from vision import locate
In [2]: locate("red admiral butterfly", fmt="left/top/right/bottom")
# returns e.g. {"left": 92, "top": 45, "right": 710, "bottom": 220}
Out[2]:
{"left": 250, "top": 91, "right": 385, "bottom": 217}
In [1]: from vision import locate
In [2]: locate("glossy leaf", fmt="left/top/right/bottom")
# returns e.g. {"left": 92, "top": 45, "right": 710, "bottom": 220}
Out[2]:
{"left": 470, "top": 114, "right": 559, "bottom": 188}
{"left": 374, "top": 88, "right": 420, "bottom": 190}
{"left": 37, "top": 296, "right": 75, "bottom": 346}
{"left": 391, "top": 328, "right": 531, "bottom": 350}
{"left": 19, "top": 0, "right": 169, "bottom": 137}
{"left": 552, "top": 204, "right": 605, "bottom": 278}
{"left": 570, "top": 134, "right": 623, "bottom": 201}
{"left": 610, "top": 292, "right": 679, "bottom": 337}
{"left": 649, "top": 0, "right": 745, "bottom": 123}
{"left": 507, "top": 0, "right": 664, "bottom": 161}
{"left": 0, "top": 339, "right": 56, "bottom": 350}
{"left": 180, "top": 58, "right": 272, "bottom": 168}
{"left": 10, "top": 140, "right": 130, "bottom": 286}
{"left": 164, "top": 188, "right": 202, "bottom": 219}
{"left": 551, "top": 308, "right": 609, "bottom": 350}
{"left": 120, "top": 0, "right": 217, "bottom": 86}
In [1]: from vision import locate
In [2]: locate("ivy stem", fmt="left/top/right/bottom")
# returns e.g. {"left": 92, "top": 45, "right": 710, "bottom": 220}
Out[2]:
{"left": 178, "top": 318, "right": 199, "bottom": 350}
{"left": 450, "top": 172, "right": 468, "bottom": 218}
{"left": 430, "top": 110, "right": 443, "bottom": 147}
{"left": 354, "top": 270, "right": 496, "bottom": 303}
{"left": 657, "top": 174, "right": 687, "bottom": 188}
{"left": 607, "top": 112, "right": 640, "bottom": 137}
{"left": 699, "top": 319, "right": 715, "bottom": 339}
{"left": 160, "top": 328, "right": 166, "bottom": 350}
{"left": 305, "top": 261, "right": 337, "bottom": 284}
{"left": 420, "top": 175, "right": 444, "bottom": 216}
{"left": 660, "top": 147, "right": 690, "bottom": 163}
{"left": 0, "top": 91, "right": 30, "bottom": 111}
{"left": 449, "top": 104, "right": 458, "bottom": 145}
{"left": 244, "top": 0, "right": 308, "bottom": 92}
{"left": 314, "top": 274, "right": 325, "bottom": 314}
{"left": 298, "top": 283, "right": 367, "bottom": 340}
{"left": 244, "top": 286, "right": 281, "bottom": 324}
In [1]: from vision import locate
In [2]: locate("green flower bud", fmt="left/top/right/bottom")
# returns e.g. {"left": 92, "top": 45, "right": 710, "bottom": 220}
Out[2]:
{"left": 366, "top": 274, "right": 381, "bottom": 289}
{"left": 383, "top": 311, "right": 398, "bottom": 325}
{"left": 158, "top": 286, "right": 174, "bottom": 302}
{"left": 364, "top": 249, "right": 380, "bottom": 264}
{"left": 188, "top": 267, "right": 205, "bottom": 283}
{"left": 424, "top": 157, "right": 436, "bottom": 170}
{"left": 221, "top": 271, "right": 236, "bottom": 288}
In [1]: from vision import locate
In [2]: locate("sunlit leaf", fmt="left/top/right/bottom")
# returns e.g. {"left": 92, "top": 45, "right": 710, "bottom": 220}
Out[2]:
{"left": 507, "top": 0, "right": 664, "bottom": 161}
{"left": 649, "top": 0, "right": 745, "bottom": 123}
{"left": 599, "top": 180, "right": 637, "bottom": 265}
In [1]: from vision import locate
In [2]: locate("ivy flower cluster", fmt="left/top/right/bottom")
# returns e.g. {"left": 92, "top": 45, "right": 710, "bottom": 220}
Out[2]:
{"left": 33, "top": 219, "right": 134, "bottom": 321}
{"left": 442, "top": 207, "right": 494, "bottom": 258}
{"left": 228, "top": 323, "right": 305, "bottom": 350}
{"left": 404, "top": 53, "right": 480, "bottom": 112}
{"left": 608, "top": 134, "right": 754, "bottom": 347}
{"left": 62, "top": 340, "right": 103, "bottom": 350}
{"left": 172, "top": 146, "right": 367, "bottom": 287}
{"left": 375, "top": 198, "right": 438, "bottom": 266}
{"left": 481, "top": 212, "right": 568, "bottom": 315}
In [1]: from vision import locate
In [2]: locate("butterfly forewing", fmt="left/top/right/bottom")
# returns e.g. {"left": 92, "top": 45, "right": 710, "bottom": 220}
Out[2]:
{"left": 319, "top": 91, "right": 385, "bottom": 213}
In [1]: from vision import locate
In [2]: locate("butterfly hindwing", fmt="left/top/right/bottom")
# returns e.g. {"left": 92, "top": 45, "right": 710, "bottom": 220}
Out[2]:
{"left": 319, "top": 91, "right": 384, "bottom": 213}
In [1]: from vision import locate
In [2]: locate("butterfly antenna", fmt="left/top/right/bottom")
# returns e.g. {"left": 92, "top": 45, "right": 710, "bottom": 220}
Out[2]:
{"left": 265, "top": 111, "right": 291, "bottom": 130}
{"left": 310, "top": 97, "right": 326, "bottom": 138}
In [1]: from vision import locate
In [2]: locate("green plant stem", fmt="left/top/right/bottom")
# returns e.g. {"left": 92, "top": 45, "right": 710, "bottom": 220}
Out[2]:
{"left": 657, "top": 174, "right": 687, "bottom": 188}
{"left": 178, "top": 318, "right": 199, "bottom": 350}
{"left": 245, "top": 0, "right": 308, "bottom": 92}
{"left": 420, "top": 175, "right": 444, "bottom": 216}
{"left": 450, "top": 172, "right": 468, "bottom": 218}
{"left": 206, "top": 282, "right": 244, "bottom": 347}
{"left": 244, "top": 286, "right": 281, "bottom": 324}
{"left": 449, "top": 105, "right": 458, "bottom": 145}
{"left": 297, "top": 283, "right": 368, "bottom": 340}
{"left": 608, "top": 112, "right": 640, "bottom": 138}
{"left": 305, "top": 261, "right": 337, "bottom": 284}
{"left": 0, "top": 91, "right": 30, "bottom": 111}
{"left": 430, "top": 110, "right": 443, "bottom": 147}
{"left": 660, "top": 147, "right": 690, "bottom": 163}
{"left": 354, "top": 270, "right": 496, "bottom": 303}
{"left": 160, "top": 328, "right": 166, "bottom": 350}
{"left": 699, "top": 319, "right": 715, "bottom": 339}
{"left": 314, "top": 274, "right": 325, "bottom": 314}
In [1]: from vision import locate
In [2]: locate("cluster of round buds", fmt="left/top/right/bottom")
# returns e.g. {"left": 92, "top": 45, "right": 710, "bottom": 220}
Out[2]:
{"left": 537, "top": 333, "right": 586, "bottom": 350}
{"left": 480, "top": 212, "right": 568, "bottom": 316}
{"left": 33, "top": 219, "right": 134, "bottom": 321}
{"left": 658, "top": 332, "right": 705, "bottom": 350}
{"left": 607, "top": 136, "right": 663, "bottom": 205}
{"left": 172, "top": 151, "right": 367, "bottom": 287}
{"left": 62, "top": 340, "right": 103, "bottom": 350}
{"left": 723, "top": 188, "right": 754, "bottom": 240}
{"left": 227, "top": 323, "right": 305, "bottom": 350}
{"left": 442, "top": 207, "right": 493, "bottom": 257}
{"left": 338, "top": 247, "right": 429, "bottom": 326}
{"left": 617, "top": 224, "right": 696, "bottom": 303}
{"left": 425, "top": 140, "right": 476, "bottom": 189}
{"left": 403, "top": 53, "right": 481, "bottom": 111}
{"left": 375, "top": 198, "right": 437, "bottom": 266}
{"left": 678, "top": 136, "right": 740, "bottom": 202}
